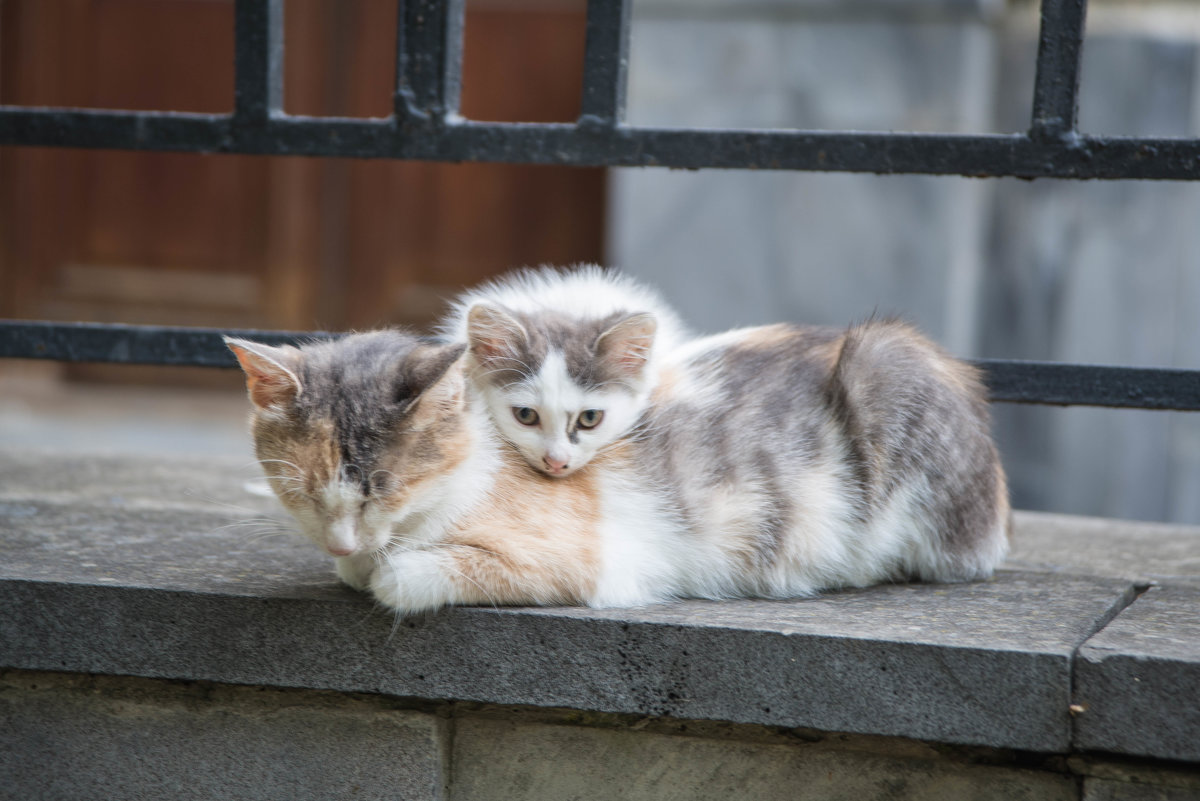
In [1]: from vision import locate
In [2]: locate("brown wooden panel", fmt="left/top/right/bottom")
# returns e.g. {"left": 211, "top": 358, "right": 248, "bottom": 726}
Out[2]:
{"left": 462, "top": 2, "right": 588, "bottom": 123}
{"left": 338, "top": 0, "right": 605, "bottom": 329}
{"left": 0, "top": 0, "right": 606, "bottom": 380}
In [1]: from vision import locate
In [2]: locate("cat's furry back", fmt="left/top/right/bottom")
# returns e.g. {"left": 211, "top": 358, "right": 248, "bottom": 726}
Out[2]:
{"left": 436, "top": 265, "right": 692, "bottom": 478}
{"left": 637, "top": 321, "right": 1009, "bottom": 597}
{"left": 229, "top": 319, "right": 1009, "bottom": 614}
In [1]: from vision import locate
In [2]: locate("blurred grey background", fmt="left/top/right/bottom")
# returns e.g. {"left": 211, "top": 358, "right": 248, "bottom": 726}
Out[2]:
{"left": 612, "top": 0, "right": 1200, "bottom": 524}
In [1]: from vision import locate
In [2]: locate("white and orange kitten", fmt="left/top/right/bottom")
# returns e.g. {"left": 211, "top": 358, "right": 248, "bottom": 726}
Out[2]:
{"left": 437, "top": 266, "right": 689, "bottom": 478}
{"left": 228, "top": 319, "right": 1009, "bottom": 614}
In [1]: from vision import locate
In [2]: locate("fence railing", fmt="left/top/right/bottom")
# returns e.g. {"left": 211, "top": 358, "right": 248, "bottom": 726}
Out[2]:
{"left": 2, "top": 0, "right": 1199, "bottom": 410}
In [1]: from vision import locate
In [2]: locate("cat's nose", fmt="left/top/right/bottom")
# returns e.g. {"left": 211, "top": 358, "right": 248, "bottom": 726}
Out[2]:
{"left": 326, "top": 518, "right": 357, "bottom": 556}
{"left": 543, "top": 455, "right": 570, "bottom": 474}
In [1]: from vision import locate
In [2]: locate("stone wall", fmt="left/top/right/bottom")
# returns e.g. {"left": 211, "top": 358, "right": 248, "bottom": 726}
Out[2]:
{"left": 610, "top": 0, "right": 1200, "bottom": 524}
{"left": 6, "top": 669, "right": 1163, "bottom": 801}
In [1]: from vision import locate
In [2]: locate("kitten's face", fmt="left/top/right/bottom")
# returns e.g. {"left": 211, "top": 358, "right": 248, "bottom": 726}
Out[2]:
{"left": 226, "top": 332, "right": 468, "bottom": 558}
{"left": 466, "top": 304, "right": 656, "bottom": 478}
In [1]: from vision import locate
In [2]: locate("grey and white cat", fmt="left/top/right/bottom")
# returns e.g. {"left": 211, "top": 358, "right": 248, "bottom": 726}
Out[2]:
{"left": 437, "top": 266, "right": 689, "bottom": 478}
{"left": 227, "top": 318, "right": 1009, "bottom": 614}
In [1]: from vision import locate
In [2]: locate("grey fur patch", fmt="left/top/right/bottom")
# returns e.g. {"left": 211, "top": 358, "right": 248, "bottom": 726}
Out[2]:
{"left": 826, "top": 320, "right": 1001, "bottom": 562}
{"left": 278, "top": 331, "right": 464, "bottom": 493}
{"left": 473, "top": 308, "right": 643, "bottom": 394}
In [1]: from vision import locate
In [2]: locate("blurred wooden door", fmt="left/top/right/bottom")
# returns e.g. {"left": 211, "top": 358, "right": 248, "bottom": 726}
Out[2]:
{"left": 0, "top": 0, "right": 605, "bottom": 343}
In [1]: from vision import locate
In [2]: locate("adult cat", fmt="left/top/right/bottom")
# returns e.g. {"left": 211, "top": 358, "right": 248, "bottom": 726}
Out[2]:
{"left": 227, "top": 320, "right": 1008, "bottom": 613}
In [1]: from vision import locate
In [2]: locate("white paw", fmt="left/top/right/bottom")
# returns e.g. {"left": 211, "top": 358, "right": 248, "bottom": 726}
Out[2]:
{"left": 368, "top": 549, "right": 456, "bottom": 615}
{"left": 335, "top": 554, "right": 375, "bottom": 592}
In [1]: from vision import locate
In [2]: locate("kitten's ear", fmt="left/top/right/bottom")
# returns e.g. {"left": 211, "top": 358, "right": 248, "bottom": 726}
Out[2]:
{"left": 224, "top": 337, "right": 302, "bottom": 410}
{"left": 405, "top": 344, "right": 467, "bottom": 419}
{"left": 466, "top": 303, "right": 527, "bottom": 367}
{"left": 594, "top": 312, "right": 657, "bottom": 380}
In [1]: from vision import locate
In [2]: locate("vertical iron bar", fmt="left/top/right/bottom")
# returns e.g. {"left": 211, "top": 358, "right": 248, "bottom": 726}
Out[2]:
{"left": 579, "top": 0, "right": 632, "bottom": 125}
{"left": 233, "top": 0, "right": 284, "bottom": 151}
{"left": 1029, "top": 0, "right": 1087, "bottom": 140}
{"left": 234, "top": 0, "right": 284, "bottom": 120}
{"left": 395, "top": 0, "right": 465, "bottom": 123}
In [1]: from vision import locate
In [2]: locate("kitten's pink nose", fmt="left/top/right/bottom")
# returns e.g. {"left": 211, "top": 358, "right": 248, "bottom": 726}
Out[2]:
{"left": 542, "top": 455, "right": 570, "bottom": 474}
{"left": 326, "top": 544, "right": 355, "bottom": 557}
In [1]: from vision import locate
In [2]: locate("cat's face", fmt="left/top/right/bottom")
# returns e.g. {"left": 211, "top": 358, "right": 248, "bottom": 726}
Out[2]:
{"left": 465, "top": 303, "right": 656, "bottom": 478}
{"left": 226, "top": 332, "right": 469, "bottom": 558}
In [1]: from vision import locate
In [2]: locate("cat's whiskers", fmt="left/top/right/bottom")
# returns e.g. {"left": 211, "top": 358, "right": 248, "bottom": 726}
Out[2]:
{"left": 243, "top": 527, "right": 300, "bottom": 545}
{"left": 436, "top": 548, "right": 501, "bottom": 611}
{"left": 209, "top": 516, "right": 299, "bottom": 544}
{"left": 586, "top": 378, "right": 640, "bottom": 394}
{"left": 182, "top": 487, "right": 275, "bottom": 516}
{"left": 368, "top": 468, "right": 403, "bottom": 492}
{"left": 471, "top": 364, "right": 531, "bottom": 383}
{"left": 597, "top": 418, "right": 660, "bottom": 451}
{"left": 256, "top": 458, "right": 305, "bottom": 475}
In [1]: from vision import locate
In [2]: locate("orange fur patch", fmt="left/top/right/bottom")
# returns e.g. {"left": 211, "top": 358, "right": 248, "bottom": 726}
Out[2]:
{"left": 440, "top": 447, "right": 603, "bottom": 605}
{"left": 737, "top": 323, "right": 801, "bottom": 349}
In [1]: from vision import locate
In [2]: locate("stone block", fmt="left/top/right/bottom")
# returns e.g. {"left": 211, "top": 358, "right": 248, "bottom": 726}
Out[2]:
{"left": 16, "top": 450, "right": 1200, "bottom": 761}
{"left": 0, "top": 450, "right": 1145, "bottom": 753}
{"left": 450, "top": 717, "right": 1074, "bottom": 801}
{"left": 1084, "top": 778, "right": 1200, "bottom": 801}
{"left": 1006, "top": 511, "right": 1200, "bottom": 588}
{"left": 1074, "top": 586, "right": 1200, "bottom": 762}
{"left": 1075, "top": 756, "right": 1200, "bottom": 800}
{"left": 0, "top": 671, "right": 444, "bottom": 801}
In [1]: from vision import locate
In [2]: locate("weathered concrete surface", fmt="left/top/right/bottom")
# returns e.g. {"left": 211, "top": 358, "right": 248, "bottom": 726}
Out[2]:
{"left": 0, "top": 449, "right": 1146, "bottom": 753}
{"left": 0, "top": 671, "right": 444, "bottom": 801}
{"left": 450, "top": 716, "right": 1074, "bottom": 801}
{"left": 1075, "top": 586, "right": 1200, "bottom": 762}
{"left": 1009, "top": 511, "right": 1200, "bottom": 588}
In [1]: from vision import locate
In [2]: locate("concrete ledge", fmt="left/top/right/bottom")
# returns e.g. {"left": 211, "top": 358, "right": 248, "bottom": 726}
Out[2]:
{"left": 1076, "top": 585, "right": 1200, "bottom": 763}
{"left": 1, "top": 449, "right": 1199, "bottom": 782}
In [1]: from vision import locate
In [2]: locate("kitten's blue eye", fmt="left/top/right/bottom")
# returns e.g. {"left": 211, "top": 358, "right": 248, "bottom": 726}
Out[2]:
{"left": 513, "top": 407, "right": 540, "bottom": 426}
{"left": 577, "top": 409, "right": 604, "bottom": 430}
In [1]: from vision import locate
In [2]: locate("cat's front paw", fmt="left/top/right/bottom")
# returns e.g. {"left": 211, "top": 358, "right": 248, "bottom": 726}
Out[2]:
{"left": 368, "top": 549, "right": 456, "bottom": 615}
{"left": 335, "top": 553, "right": 376, "bottom": 592}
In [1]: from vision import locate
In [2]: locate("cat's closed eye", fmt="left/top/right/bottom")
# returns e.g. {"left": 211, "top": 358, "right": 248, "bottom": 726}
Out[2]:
{"left": 513, "top": 407, "right": 540, "bottom": 426}
{"left": 577, "top": 409, "right": 604, "bottom": 430}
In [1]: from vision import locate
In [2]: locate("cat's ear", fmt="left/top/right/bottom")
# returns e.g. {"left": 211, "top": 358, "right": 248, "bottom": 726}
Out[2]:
{"left": 594, "top": 312, "right": 657, "bottom": 380}
{"left": 225, "top": 337, "right": 302, "bottom": 410}
{"left": 404, "top": 344, "right": 467, "bottom": 420}
{"left": 466, "top": 303, "right": 528, "bottom": 368}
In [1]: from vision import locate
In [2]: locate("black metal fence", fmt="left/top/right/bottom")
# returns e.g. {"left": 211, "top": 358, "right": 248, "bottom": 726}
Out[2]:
{"left": 1, "top": 0, "right": 1198, "bottom": 410}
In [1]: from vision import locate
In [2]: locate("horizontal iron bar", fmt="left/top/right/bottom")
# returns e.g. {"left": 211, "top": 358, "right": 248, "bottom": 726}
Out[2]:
{"left": 0, "top": 321, "right": 333, "bottom": 369}
{"left": 976, "top": 359, "right": 1200, "bottom": 410}
{"left": 2, "top": 107, "right": 1199, "bottom": 179}
{"left": 3, "top": 321, "right": 1199, "bottom": 410}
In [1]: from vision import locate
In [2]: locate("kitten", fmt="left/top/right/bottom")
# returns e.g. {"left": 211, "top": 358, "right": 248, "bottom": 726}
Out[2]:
{"left": 227, "top": 319, "right": 1009, "bottom": 614}
{"left": 437, "top": 266, "right": 689, "bottom": 478}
